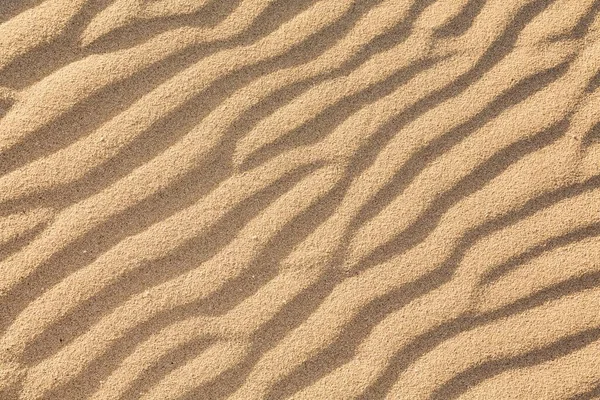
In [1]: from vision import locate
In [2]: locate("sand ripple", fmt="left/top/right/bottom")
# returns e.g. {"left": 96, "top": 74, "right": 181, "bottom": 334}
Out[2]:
{"left": 1, "top": 0, "right": 600, "bottom": 398}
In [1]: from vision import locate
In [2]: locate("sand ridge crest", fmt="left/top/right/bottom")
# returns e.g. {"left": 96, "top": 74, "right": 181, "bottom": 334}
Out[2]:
{"left": 1, "top": 0, "right": 600, "bottom": 398}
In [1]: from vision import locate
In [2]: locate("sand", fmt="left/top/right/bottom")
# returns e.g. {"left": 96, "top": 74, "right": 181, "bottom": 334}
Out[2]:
{"left": 0, "top": 0, "right": 600, "bottom": 399}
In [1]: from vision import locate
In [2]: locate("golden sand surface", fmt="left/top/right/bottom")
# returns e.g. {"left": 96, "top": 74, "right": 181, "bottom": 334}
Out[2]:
{"left": 1, "top": 0, "right": 600, "bottom": 399}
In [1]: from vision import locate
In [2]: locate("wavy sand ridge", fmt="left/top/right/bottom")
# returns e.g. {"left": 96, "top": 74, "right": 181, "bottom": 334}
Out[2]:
{"left": 1, "top": 0, "right": 600, "bottom": 398}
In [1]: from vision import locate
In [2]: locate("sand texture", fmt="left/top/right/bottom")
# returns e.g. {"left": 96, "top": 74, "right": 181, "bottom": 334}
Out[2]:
{"left": 1, "top": 0, "right": 600, "bottom": 399}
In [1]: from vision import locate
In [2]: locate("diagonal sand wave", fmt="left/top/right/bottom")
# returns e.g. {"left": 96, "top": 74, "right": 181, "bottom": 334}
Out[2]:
{"left": 1, "top": 0, "right": 600, "bottom": 399}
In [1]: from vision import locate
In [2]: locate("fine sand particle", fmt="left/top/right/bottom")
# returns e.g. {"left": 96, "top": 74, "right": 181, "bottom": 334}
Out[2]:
{"left": 1, "top": 0, "right": 600, "bottom": 399}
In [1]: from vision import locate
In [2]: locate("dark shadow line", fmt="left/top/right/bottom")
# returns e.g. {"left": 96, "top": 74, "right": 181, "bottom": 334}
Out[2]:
{"left": 0, "top": 93, "right": 15, "bottom": 116}
{"left": 39, "top": 162, "right": 345, "bottom": 399}
{"left": 0, "top": 38, "right": 228, "bottom": 180}
{"left": 338, "top": 0, "right": 439, "bottom": 73}
{"left": 550, "top": 0, "right": 600, "bottom": 41}
{"left": 0, "top": 0, "right": 371, "bottom": 179}
{"left": 83, "top": 0, "right": 242, "bottom": 53}
{"left": 235, "top": 0, "right": 440, "bottom": 171}
{"left": 0, "top": 150, "right": 228, "bottom": 334}
{"left": 357, "top": 174, "right": 600, "bottom": 399}
{"left": 2, "top": 0, "right": 584, "bottom": 396}
{"left": 434, "top": 0, "right": 486, "bottom": 38}
{"left": 345, "top": 58, "right": 571, "bottom": 244}
{"left": 0, "top": 0, "right": 383, "bottom": 184}
{"left": 483, "top": 270, "right": 600, "bottom": 330}
{"left": 0, "top": 0, "right": 391, "bottom": 328}
{"left": 239, "top": 55, "right": 447, "bottom": 171}
{"left": 0, "top": 0, "right": 117, "bottom": 89}
{"left": 265, "top": 263, "right": 455, "bottom": 399}
{"left": 582, "top": 120, "right": 600, "bottom": 148}
{"left": 0, "top": 0, "right": 388, "bottom": 345}
{"left": 178, "top": 269, "right": 342, "bottom": 400}
{"left": 226, "top": 109, "right": 571, "bottom": 398}
{"left": 359, "top": 261, "right": 600, "bottom": 399}
{"left": 171, "top": 173, "right": 362, "bottom": 399}
{"left": 0, "top": 0, "right": 384, "bottom": 212}
{"left": 431, "top": 326, "right": 600, "bottom": 399}
{"left": 16, "top": 161, "right": 322, "bottom": 363}
{"left": 226, "top": 0, "right": 439, "bottom": 155}
{"left": 0, "top": 220, "right": 48, "bottom": 263}
{"left": 586, "top": 69, "right": 600, "bottom": 93}
{"left": 0, "top": 0, "right": 45, "bottom": 23}
{"left": 334, "top": 0, "right": 559, "bottom": 259}
{"left": 136, "top": 173, "right": 356, "bottom": 399}
{"left": 119, "top": 337, "right": 216, "bottom": 400}
{"left": 482, "top": 222, "right": 600, "bottom": 284}
{"left": 427, "top": 0, "right": 558, "bottom": 116}
{"left": 239, "top": 0, "right": 486, "bottom": 173}
{"left": 358, "top": 117, "right": 570, "bottom": 271}
{"left": 569, "top": 380, "right": 600, "bottom": 400}
{"left": 0, "top": 0, "right": 391, "bottom": 339}
{"left": 188, "top": 146, "right": 600, "bottom": 399}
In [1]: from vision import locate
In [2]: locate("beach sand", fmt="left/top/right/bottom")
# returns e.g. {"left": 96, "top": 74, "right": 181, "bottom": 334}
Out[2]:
{"left": 1, "top": 0, "right": 600, "bottom": 398}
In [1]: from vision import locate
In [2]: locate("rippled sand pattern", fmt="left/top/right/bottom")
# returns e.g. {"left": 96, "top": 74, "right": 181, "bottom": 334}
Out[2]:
{"left": 1, "top": 0, "right": 600, "bottom": 399}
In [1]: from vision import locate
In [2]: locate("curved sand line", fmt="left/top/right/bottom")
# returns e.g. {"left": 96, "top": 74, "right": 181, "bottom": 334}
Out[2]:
{"left": 1, "top": 0, "right": 600, "bottom": 399}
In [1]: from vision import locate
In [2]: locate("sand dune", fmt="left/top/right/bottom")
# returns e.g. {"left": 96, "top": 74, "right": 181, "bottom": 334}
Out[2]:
{"left": 1, "top": 0, "right": 600, "bottom": 399}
